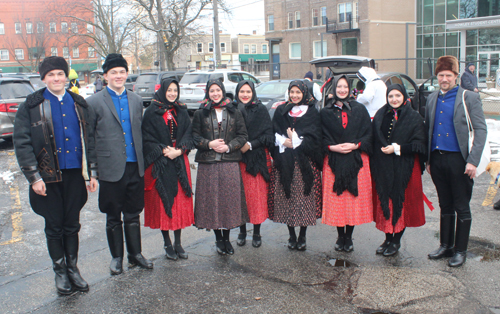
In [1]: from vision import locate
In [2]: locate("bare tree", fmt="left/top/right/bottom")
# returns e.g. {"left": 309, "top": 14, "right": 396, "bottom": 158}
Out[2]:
{"left": 460, "top": 0, "right": 478, "bottom": 19}
{"left": 132, "top": 0, "right": 227, "bottom": 71}
{"left": 53, "top": 0, "right": 139, "bottom": 58}
{"left": 5, "top": 11, "right": 54, "bottom": 72}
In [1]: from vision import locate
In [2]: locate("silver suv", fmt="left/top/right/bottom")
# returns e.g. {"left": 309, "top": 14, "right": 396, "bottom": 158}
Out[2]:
{"left": 0, "top": 77, "right": 35, "bottom": 141}
{"left": 179, "top": 70, "right": 260, "bottom": 110}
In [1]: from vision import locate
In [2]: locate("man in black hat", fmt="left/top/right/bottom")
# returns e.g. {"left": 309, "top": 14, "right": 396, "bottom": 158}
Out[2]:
{"left": 425, "top": 55, "right": 487, "bottom": 267}
{"left": 86, "top": 54, "right": 153, "bottom": 275}
{"left": 14, "top": 56, "right": 98, "bottom": 295}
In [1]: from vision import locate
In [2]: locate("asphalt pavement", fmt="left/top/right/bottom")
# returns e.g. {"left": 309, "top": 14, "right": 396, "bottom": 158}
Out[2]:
{"left": 0, "top": 139, "right": 499, "bottom": 314}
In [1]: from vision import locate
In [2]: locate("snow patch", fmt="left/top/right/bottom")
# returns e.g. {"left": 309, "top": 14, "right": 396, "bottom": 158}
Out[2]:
{"left": 0, "top": 171, "right": 15, "bottom": 184}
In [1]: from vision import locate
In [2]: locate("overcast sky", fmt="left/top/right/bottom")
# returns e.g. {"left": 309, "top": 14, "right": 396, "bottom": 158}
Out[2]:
{"left": 200, "top": 0, "right": 265, "bottom": 37}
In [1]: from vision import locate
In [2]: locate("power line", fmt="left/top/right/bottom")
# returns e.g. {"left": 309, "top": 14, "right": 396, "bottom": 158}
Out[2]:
{"left": 229, "top": 0, "right": 263, "bottom": 10}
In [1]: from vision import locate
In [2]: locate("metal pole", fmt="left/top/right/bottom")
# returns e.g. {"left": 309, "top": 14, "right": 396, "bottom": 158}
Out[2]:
{"left": 213, "top": 0, "right": 221, "bottom": 68}
{"left": 321, "top": 32, "right": 324, "bottom": 79}
{"left": 406, "top": 23, "right": 409, "bottom": 75}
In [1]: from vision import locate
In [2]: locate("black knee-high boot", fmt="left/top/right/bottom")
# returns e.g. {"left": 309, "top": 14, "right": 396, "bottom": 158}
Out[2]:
{"left": 223, "top": 229, "right": 234, "bottom": 255}
{"left": 162, "top": 230, "right": 178, "bottom": 260}
{"left": 173, "top": 229, "right": 187, "bottom": 259}
{"left": 214, "top": 229, "right": 226, "bottom": 255}
{"left": 344, "top": 225, "right": 354, "bottom": 252}
{"left": 252, "top": 224, "right": 262, "bottom": 248}
{"left": 376, "top": 233, "right": 393, "bottom": 254}
{"left": 237, "top": 224, "right": 247, "bottom": 247}
{"left": 47, "top": 238, "right": 72, "bottom": 295}
{"left": 287, "top": 225, "right": 297, "bottom": 250}
{"left": 296, "top": 227, "right": 307, "bottom": 251}
{"left": 383, "top": 229, "right": 405, "bottom": 257}
{"left": 124, "top": 223, "right": 153, "bottom": 269}
{"left": 64, "top": 235, "right": 89, "bottom": 292}
{"left": 335, "top": 227, "right": 346, "bottom": 251}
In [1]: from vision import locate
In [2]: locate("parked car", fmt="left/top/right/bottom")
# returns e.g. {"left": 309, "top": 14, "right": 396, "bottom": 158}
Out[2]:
{"left": 125, "top": 74, "right": 139, "bottom": 91}
{"left": 179, "top": 70, "right": 261, "bottom": 111}
{"left": 255, "top": 79, "right": 323, "bottom": 118}
{"left": 134, "top": 71, "right": 185, "bottom": 106}
{"left": 0, "top": 77, "right": 35, "bottom": 141}
{"left": 310, "top": 56, "right": 425, "bottom": 116}
{"left": 1, "top": 73, "right": 46, "bottom": 90}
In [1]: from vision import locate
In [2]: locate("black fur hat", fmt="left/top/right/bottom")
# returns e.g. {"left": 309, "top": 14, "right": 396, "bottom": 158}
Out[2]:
{"left": 39, "top": 56, "right": 69, "bottom": 80}
{"left": 102, "top": 53, "right": 128, "bottom": 73}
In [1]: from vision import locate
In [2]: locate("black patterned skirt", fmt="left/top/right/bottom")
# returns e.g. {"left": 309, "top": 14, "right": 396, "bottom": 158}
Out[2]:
{"left": 194, "top": 162, "right": 248, "bottom": 230}
{"left": 268, "top": 160, "right": 322, "bottom": 227}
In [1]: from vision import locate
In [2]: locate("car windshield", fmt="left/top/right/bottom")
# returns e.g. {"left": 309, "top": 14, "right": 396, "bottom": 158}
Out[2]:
{"left": 255, "top": 81, "right": 290, "bottom": 97}
{"left": 136, "top": 74, "right": 158, "bottom": 84}
{"left": 0, "top": 82, "right": 34, "bottom": 99}
{"left": 180, "top": 74, "right": 211, "bottom": 84}
{"left": 29, "top": 77, "right": 46, "bottom": 90}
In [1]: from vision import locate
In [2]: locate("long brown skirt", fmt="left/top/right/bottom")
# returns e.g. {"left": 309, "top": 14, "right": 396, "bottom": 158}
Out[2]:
{"left": 194, "top": 162, "right": 248, "bottom": 230}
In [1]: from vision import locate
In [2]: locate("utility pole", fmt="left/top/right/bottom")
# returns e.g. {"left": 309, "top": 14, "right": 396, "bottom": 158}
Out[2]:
{"left": 213, "top": 0, "right": 221, "bottom": 68}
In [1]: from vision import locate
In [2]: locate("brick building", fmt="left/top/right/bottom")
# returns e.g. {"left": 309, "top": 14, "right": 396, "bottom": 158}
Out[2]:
{"left": 0, "top": 0, "right": 99, "bottom": 83}
{"left": 264, "top": 0, "right": 417, "bottom": 79}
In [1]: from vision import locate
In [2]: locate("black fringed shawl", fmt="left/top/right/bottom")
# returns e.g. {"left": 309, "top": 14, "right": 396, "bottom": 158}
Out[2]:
{"left": 271, "top": 80, "right": 323, "bottom": 198}
{"left": 371, "top": 84, "right": 427, "bottom": 226}
{"left": 321, "top": 75, "right": 372, "bottom": 196}
{"left": 142, "top": 79, "right": 193, "bottom": 218}
{"left": 235, "top": 80, "right": 274, "bottom": 181}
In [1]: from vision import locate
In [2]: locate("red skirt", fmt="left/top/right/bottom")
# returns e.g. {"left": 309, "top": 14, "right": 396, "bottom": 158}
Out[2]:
{"left": 239, "top": 162, "right": 269, "bottom": 225}
{"left": 322, "top": 153, "right": 374, "bottom": 227}
{"left": 373, "top": 156, "right": 425, "bottom": 234}
{"left": 144, "top": 154, "right": 194, "bottom": 231}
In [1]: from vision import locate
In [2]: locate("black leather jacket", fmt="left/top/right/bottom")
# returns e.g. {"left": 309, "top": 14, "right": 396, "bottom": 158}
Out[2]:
{"left": 13, "top": 88, "right": 97, "bottom": 184}
{"left": 192, "top": 105, "right": 248, "bottom": 163}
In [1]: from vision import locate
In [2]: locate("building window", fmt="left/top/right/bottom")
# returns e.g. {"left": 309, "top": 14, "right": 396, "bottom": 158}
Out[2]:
{"left": 71, "top": 22, "right": 78, "bottom": 33}
{"left": 268, "top": 15, "right": 274, "bottom": 31}
{"left": 295, "top": 11, "right": 301, "bottom": 28}
{"left": 338, "top": 3, "right": 353, "bottom": 23}
{"left": 61, "top": 22, "right": 68, "bottom": 33}
{"left": 197, "top": 43, "right": 202, "bottom": 53}
{"left": 312, "top": 9, "right": 319, "bottom": 26}
{"left": 342, "top": 37, "right": 357, "bottom": 55}
{"left": 251, "top": 44, "right": 256, "bottom": 54}
{"left": 73, "top": 47, "right": 79, "bottom": 58}
{"left": 87, "top": 23, "right": 93, "bottom": 33}
{"left": 15, "top": 49, "right": 24, "bottom": 60}
{"left": 15, "top": 23, "right": 22, "bottom": 34}
{"left": 288, "top": 12, "right": 294, "bottom": 29}
{"left": 220, "top": 42, "right": 226, "bottom": 53}
{"left": 321, "top": 7, "right": 327, "bottom": 25}
{"left": 0, "top": 50, "right": 9, "bottom": 61}
{"left": 244, "top": 44, "right": 249, "bottom": 54}
{"left": 63, "top": 47, "right": 69, "bottom": 58}
{"left": 49, "top": 22, "right": 56, "bottom": 33}
{"left": 26, "top": 23, "right": 32, "bottom": 34}
{"left": 208, "top": 42, "right": 214, "bottom": 53}
{"left": 313, "top": 41, "right": 328, "bottom": 58}
{"left": 0, "top": 23, "right": 4, "bottom": 35}
{"left": 289, "top": 42, "right": 301, "bottom": 59}
{"left": 88, "top": 47, "right": 95, "bottom": 58}
{"left": 51, "top": 47, "right": 58, "bottom": 56}
{"left": 37, "top": 22, "right": 43, "bottom": 33}
{"left": 262, "top": 44, "right": 268, "bottom": 54}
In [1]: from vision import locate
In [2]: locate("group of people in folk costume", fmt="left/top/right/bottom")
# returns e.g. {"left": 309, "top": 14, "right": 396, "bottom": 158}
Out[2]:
{"left": 14, "top": 54, "right": 486, "bottom": 295}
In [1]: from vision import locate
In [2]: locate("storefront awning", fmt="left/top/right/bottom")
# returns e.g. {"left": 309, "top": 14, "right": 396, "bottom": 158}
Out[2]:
{"left": 70, "top": 62, "right": 99, "bottom": 72}
{"left": 239, "top": 54, "right": 269, "bottom": 62}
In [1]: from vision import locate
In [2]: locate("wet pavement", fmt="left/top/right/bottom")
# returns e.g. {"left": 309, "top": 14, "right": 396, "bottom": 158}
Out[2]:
{"left": 0, "top": 138, "right": 500, "bottom": 314}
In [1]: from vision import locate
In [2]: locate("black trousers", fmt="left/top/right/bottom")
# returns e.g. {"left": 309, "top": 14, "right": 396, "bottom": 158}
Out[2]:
{"left": 430, "top": 151, "right": 473, "bottom": 220}
{"left": 98, "top": 162, "right": 144, "bottom": 229}
{"left": 29, "top": 169, "right": 87, "bottom": 240}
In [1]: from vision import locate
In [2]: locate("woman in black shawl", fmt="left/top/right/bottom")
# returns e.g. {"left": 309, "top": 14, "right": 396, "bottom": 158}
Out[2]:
{"left": 321, "top": 75, "right": 373, "bottom": 253}
{"left": 192, "top": 79, "right": 249, "bottom": 256}
{"left": 371, "top": 84, "right": 427, "bottom": 256}
{"left": 268, "top": 80, "right": 323, "bottom": 251}
{"left": 142, "top": 78, "right": 194, "bottom": 260}
{"left": 234, "top": 80, "right": 274, "bottom": 248}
